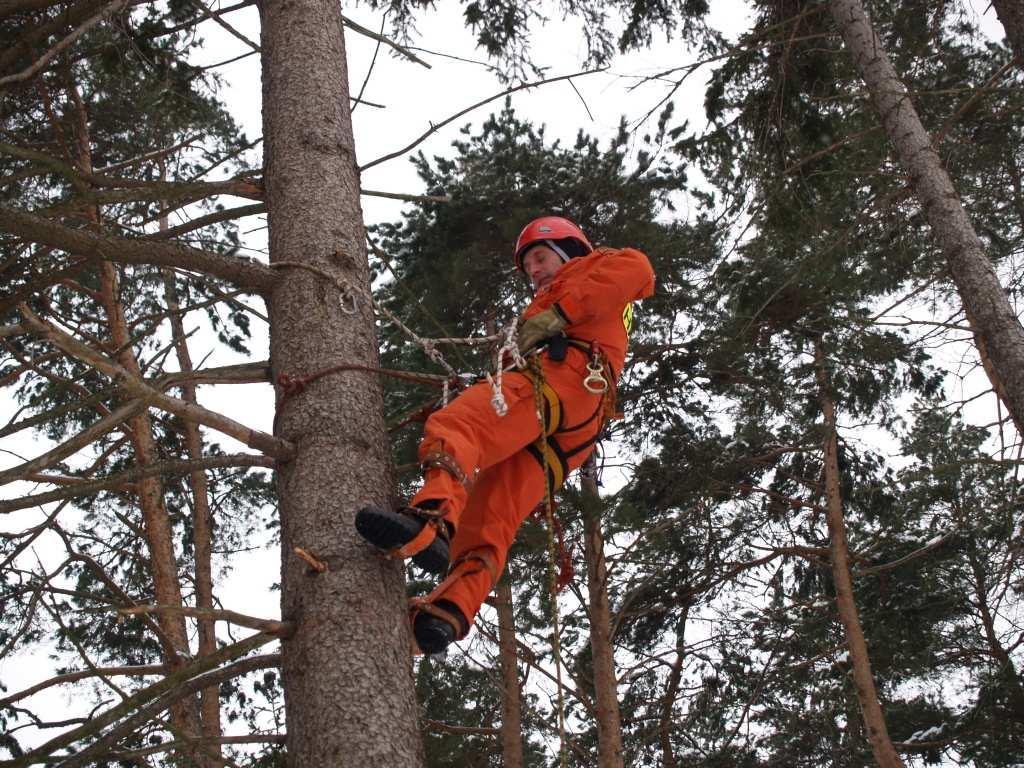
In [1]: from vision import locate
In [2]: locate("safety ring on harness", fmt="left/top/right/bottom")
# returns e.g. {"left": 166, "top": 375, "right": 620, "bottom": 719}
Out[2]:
{"left": 583, "top": 359, "right": 609, "bottom": 394}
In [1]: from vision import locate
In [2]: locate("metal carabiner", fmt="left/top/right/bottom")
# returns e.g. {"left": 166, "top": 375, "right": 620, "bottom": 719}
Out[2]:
{"left": 583, "top": 360, "right": 608, "bottom": 394}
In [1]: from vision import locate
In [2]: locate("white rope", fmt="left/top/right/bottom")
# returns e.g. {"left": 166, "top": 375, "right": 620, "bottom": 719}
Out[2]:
{"left": 487, "top": 320, "right": 527, "bottom": 417}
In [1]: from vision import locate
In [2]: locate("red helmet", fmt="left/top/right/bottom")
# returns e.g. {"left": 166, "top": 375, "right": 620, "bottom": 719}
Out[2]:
{"left": 513, "top": 216, "right": 593, "bottom": 270}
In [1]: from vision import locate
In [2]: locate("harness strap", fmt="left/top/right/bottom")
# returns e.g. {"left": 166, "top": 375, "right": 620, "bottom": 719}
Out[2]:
{"left": 409, "top": 549, "right": 500, "bottom": 641}
{"left": 526, "top": 439, "right": 569, "bottom": 490}
{"left": 384, "top": 506, "right": 448, "bottom": 560}
{"left": 421, "top": 449, "right": 470, "bottom": 488}
{"left": 519, "top": 369, "right": 563, "bottom": 436}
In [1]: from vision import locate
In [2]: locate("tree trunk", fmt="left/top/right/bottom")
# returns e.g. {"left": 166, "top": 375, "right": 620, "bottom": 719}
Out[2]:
{"left": 830, "top": 0, "right": 1024, "bottom": 437}
{"left": 992, "top": 0, "right": 1024, "bottom": 66}
{"left": 815, "top": 343, "right": 904, "bottom": 768}
{"left": 162, "top": 268, "right": 223, "bottom": 752}
{"left": 659, "top": 611, "right": 687, "bottom": 768}
{"left": 495, "top": 579, "right": 525, "bottom": 768}
{"left": 581, "top": 458, "right": 625, "bottom": 768}
{"left": 260, "top": 0, "right": 424, "bottom": 764}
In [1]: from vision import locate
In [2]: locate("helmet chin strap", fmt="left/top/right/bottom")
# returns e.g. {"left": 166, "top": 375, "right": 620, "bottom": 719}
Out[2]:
{"left": 544, "top": 240, "right": 571, "bottom": 263}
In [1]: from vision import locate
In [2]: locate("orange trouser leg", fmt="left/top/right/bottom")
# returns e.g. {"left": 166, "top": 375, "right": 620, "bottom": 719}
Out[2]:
{"left": 411, "top": 372, "right": 542, "bottom": 528}
{"left": 437, "top": 426, "right": 603, "bottom": 626}
{"left": 436, "top": 452, "right": 544, "bottom": 625}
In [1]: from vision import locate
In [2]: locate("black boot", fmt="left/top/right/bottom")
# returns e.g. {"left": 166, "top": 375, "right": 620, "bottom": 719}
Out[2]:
{"left": 413, "top": 600, "right": 467, "bottom": 655}
{"left": 354, "top": 503, "right": 450, "bottom": 575}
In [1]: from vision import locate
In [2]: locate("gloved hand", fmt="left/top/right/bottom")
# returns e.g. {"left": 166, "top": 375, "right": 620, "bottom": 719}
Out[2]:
{"left": 517, "top": 308, "right": 567, "bottom": 353}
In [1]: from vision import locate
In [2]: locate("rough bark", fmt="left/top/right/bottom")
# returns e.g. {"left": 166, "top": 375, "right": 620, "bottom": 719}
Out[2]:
{"left": 260, "top": 0, "right": 424, "bottom": 764}
{"left": 495, "top": 579, "right": 525, "bottom": 768}
{"left": 163, "top": 268, "right": 222, "bottom": 751}
{"left": 581, "top": 459, "right": 625, "bottom": 768}
{"left": 815, "top": 343, "right": 904, "bottom": 768}
{"left": 830, "top": 0, "right": 1024, "bottom": 437}
{"left": 992, "top": 0, "right": 1024, "bottom": 67}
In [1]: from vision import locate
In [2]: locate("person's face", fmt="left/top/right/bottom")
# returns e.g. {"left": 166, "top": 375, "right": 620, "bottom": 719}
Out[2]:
{"left": 522, "top": 245, "right": 564, "bottom": 292}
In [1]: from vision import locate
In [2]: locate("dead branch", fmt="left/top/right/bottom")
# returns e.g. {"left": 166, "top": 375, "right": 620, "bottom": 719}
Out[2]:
{"left": 111, "top": 733, "right": 285, "bottom": 760}
{"left": 359, "top": 68, "right": 603, "bottom": 171}
{"left": 854, "top": 530, "right": 956, "bottom": 576}
{"left": 186, "top": 0, "right": 259, "bottom": 51}
{"left": 0, "top": 665, "right": 169, "bottom": 708}
{"left": 0, "top": 206, "right": 277, "bottom": 291}
{"left": 159, "top": 361, "right": 271, "bottom": 388}
{"left": 0, "top": 386, "right": 117, "bottom": 440}
{"left": 0, "top": 398, "right": 147, "bottom": 487}
{"left": 148, "top": 203, "right": 266, "bottom": 240}
{"left": 118, "top": 605, "right": 293, "bottom": 638}
{"left": 18, "top": 304, "right": 293, "bottom": 459}
{"left": 94, "top": 134, "right": 204, "bottom": 175}
{"left": 422, "top": 719, "right": 499, "bottom": 736}
{"left": 0, "top": 637, "right": 279, "bottom": 768}
{"left": 0, "top": 453, "right": 276, "bottom": 514}
{"left": 360, "top": 188, "right": 450, "bottom": 204}
{"left": 340, "top": 13, "right": 430, "bottom": 68}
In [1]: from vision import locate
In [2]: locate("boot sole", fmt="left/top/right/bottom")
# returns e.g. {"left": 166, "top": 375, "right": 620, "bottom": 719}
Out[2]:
{"left": 354, "top": 505, "right": 450, "bottom": 575}
{"left": 413, "top": 613, "right": 456, "bottom": 655}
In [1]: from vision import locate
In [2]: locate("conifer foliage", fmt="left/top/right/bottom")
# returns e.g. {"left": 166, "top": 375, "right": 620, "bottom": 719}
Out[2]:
{"left": 1, "top": 0, "right": 1022, "bottom": 766}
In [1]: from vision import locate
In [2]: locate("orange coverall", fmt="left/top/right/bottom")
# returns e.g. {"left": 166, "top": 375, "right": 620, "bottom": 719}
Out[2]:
{"left": 410, "top": 246, "right": 656, "bottom": 629}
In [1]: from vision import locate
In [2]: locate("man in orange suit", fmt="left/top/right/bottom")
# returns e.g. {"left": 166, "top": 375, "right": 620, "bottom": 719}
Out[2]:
{"left": 356, "top": 215, "right": 655, "bottom": 653}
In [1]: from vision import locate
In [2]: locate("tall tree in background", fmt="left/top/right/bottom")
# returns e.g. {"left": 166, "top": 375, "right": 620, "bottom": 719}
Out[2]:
{"left": 991, "top": 0, "right": 1023, "bottom": 64}
{"left": 830, "top": 0, "right": 1024, "bottom": 435}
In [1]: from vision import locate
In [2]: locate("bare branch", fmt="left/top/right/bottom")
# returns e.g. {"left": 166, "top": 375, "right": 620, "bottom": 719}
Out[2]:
{"left": 18, "top": 304, "right": 292, "bottom": 458}
{"left": 118, "top": 605, "right": 292, "bottom": 637}
{"left": 186, "top": 0, "right": 260, "bottom": 52}
{"left": 111, "top": 733, "right": 285, "bottom": 761}
{"left": 0, "top": 665, "right": 169, "bottom": 708}
{"left": 359, "top": 68, "right": 603, "bottom": 171}
{"left": 159, "top": 361, "right": 271, "bottom": 388}
{"left": 0, "top": 453, "right": 276, "bottom": 514}
{"left": 340, "top": 13, "right": 430, "bottom": 68}
{"left": 360, "top": 188, "right": 450, "bottom": 204}
{"left": 0, "top": 206, "right": 277, "bottom": 291}
{"left": 147, "top": 203, "right": 266, "bottom": 240}
{"left": 855, "top": 530, "right": 956, "bottom": 576}
{"left": 422, "top": 719, "right": 499, "bottom": 736}
{"left": 0, "top": 398, "right": 147, "bottom": 487}
{"left": 0, "top": 635, "right": 278, "bottom": 768}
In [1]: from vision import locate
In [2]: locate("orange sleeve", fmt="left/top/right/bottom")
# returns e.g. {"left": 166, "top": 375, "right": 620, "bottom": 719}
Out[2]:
{"left": 551, "top": 247, "right": 655, "bottom": 325}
